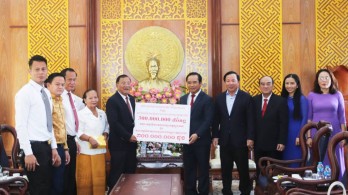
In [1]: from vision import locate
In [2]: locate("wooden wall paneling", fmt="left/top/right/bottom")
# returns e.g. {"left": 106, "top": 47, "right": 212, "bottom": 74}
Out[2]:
{"left": 282, "top": 24, "right": 301, "bottom": 75}
{"left": 69, "top": 27, "right": 88, "bottom": 97}
{"left": 7, "top": 0, "right": 27, "bottom": 126}
{"left": 221, "top": 25, "right": 240, "bottom": 92}
{"left": 95, "top": 0, "right": 102, "bottom": 108}
{"left": 69, "top": 0, "right": 88, "bottom": 97}
{"left": 69, "top": 0, "right": 87, "bottom": 26}
{"left": 212, "top": 0, "right": 222, "bottom": 97}
{"left": 0, "top": 0, "right": 11, "bottom": 124}
{"left": 300, "top": 0, "right": 316, "bottom": 95}
{"left": 10, "top": 28, "right": 29, "bottom": 127}
{"left": 69, "top": 0, "right": 87, "bottom": 96}
{"left": 87, "top": 0, "right": 97, "bottom": 92}
{"left": 10, "top": 0, "right": 27, "bottom": 26}
{"left": 221, "top": 0, "right": 238, "bottom": 24}
{"left": 11, "top": 28, "right": 28, "bottom": 103}
{"left": 283, "top": 0, "right": 300, "bottom": 23}
{"left": 0, "top": 0, "right": 13, "bottom": 155}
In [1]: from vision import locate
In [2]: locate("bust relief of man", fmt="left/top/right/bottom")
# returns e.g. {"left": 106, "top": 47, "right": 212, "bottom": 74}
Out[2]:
{"left": 139, "top": 57, "right": 170, "bottom": 91}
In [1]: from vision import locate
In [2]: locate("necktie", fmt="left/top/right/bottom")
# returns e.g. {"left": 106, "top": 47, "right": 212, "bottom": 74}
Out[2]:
{"left": 190, "top": 94, "right": 195, "bottom": 107}
{"left": 41, "top": 88, "right": 53, "bottom": 132}
{"left": 68, "top": 92, "right": 79, "bottom": 132}
{"left": 126, "top": 96, "right": 133, "bottom": 118}
{"left": 261, "top": 99, "right": 268, "bottom": 117}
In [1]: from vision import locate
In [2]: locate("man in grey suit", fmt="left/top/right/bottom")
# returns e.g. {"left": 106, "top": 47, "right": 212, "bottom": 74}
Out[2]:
{"left": 179, "top": 72, "right": 214, "bottom": 195}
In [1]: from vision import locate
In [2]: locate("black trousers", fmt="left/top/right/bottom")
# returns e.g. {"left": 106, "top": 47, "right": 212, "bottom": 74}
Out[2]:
{"left": 63, "top": 136, "right": 77, "bottom": 195}
{"left": 183, "top": 144, "right": 210, "bottom": 195}
{"left": 108, "top": 149, "right": 137, "bottom": 192}
{"left": 25, "top": 142, "right": 53, "bottom": 195}
{"left": 220, "top": 145, "right": 251, "bottom": 195}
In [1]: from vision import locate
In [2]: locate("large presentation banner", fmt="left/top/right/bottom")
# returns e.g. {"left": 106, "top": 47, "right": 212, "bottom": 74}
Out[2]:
{"left": 134, "top": 103, "right": 190, "bottom": 144}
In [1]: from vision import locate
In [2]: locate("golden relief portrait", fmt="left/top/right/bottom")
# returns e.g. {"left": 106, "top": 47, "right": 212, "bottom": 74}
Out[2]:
{"left": 139, "top": 57, "right": 170, "bottom": 91}
{"left": 125, "top": 26, "right": 184, "bottom": 91}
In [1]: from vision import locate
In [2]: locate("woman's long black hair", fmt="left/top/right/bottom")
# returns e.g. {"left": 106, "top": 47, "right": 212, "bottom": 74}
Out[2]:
{"left": 281, "top": 74, "right": 303, "bottom": 120}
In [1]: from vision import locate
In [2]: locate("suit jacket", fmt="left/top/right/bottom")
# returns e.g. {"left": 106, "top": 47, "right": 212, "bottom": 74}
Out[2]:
{"left": 179, "top": 91, "right": 214, "bottom": 146}
{"left": 212, "top": 90, "right": 255, "bottom": 147}
{"left": 106, "top": 91, "right": 136, "bottom": 151}
{"left": 253, "top": 93, "right": 288, "bottom": 151}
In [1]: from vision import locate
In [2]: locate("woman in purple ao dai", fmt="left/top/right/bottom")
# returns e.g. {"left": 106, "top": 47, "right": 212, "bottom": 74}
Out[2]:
{"left": 307, "top": 69, "right": 346, "bottom": 180}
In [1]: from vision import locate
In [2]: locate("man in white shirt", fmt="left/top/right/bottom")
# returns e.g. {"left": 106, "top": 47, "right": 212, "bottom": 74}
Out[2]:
{"left": 15, "top": 55, "right": 61, "bottom": 195}
{"left": 60, "top": 68, "right": 84, "bottom": 195}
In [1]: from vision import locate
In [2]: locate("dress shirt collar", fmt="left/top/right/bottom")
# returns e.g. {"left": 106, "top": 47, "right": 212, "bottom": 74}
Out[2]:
{"left": 63, "top": 89, "right": 77, "bottom": 97}
{"left": 29, "top": 79, "right": 45, "bottom": 91}
{"left": 262, "top": 93, "right": 272, "bottom": 101}
{"left": 226, "top": 88, "right": 239, "bottom": 97}
{"left": 118, "top": 92, "right": 130, "bottom": 101}
{"left": 189, "top": 89, "right": 201, "bottom": 98}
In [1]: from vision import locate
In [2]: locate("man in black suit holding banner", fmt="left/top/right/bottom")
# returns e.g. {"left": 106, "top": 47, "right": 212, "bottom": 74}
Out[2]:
{"left": 179, "top": 72, "right": 214, "bottom": 195}
{"left": 106, "top": 74, "right": 138, "bottom": 192}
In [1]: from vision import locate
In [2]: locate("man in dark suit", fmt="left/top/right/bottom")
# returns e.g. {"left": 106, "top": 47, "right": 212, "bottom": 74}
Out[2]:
{"left": 106, "top": 74, "right": 138, "bottom": 191}
{"left": 179, "top": 72, "right": 214, "bottom": 195}
{"left": 212, "top": 71, "right": 254, "bottom": 195}
{"left": 253, "top": 76, "right": 288, "bottom": 177}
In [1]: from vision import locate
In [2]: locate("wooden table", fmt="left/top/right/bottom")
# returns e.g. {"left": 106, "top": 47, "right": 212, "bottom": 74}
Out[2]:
{"left": 136, "top": 155, "right": 184, "bottom": 179}
{"left": 110, "top": 174, "right": 183, "bottom": 195}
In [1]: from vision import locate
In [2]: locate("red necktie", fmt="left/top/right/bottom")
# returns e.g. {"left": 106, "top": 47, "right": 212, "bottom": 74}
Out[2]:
{"left": 126, "top": 96, "right": 133, "bottom": 118}
{"left": 190, "top": 94, "right": 195, "bottom": 107}
{"left": 68, "top": 92, "right": 79, "bottom": 131}
{"left": 261, "top": 99, "right": 268, "bottom": 117}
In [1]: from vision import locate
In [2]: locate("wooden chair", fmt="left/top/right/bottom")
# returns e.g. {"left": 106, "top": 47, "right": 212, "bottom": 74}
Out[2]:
{"left": 0, "top": 124, "right": 27, "bottom": 195}
{"left": 276, "top": 126, "right": 347, "bottom": 195}
{"left": 259, "top": 121, "right": 330, "bottom": 178}
{"left": 0, "top": 188, "right": 9, "bottom": 195}
{"left": 0, "top": 124, "right": 20, "bottom": 168}
{"left": 0, "top": 177, "right": 28, "bottom": 195}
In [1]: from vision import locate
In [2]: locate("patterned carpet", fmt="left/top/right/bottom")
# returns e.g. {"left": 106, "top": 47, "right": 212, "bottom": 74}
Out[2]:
{"left": 211, "top": 180, "right": 255, "bottom": 195}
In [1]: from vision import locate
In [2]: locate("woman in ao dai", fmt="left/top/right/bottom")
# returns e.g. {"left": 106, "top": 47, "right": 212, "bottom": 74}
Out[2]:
{"left": 281, "top": 74, "right": 308, "bottom": 167}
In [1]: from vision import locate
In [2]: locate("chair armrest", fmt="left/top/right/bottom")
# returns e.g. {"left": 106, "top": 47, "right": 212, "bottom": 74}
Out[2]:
{"left": 266, "top": 164, "right": 316, "bottom": 177}
{"left": 286, "top": 187, "right": 345, "bottom": 195}
{"left": 0, "top": 176, "right": 28, "bottom": 195}
{"left": 276, "top": 177, "right": 335, "bottom": 194}
{"left": 259, "top": 156, "right": 305, "bottom": 176}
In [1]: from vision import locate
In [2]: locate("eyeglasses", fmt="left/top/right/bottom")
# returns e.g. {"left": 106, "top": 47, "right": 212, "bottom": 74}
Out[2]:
{"left": 319, "top": 76, "right": 330, "bottom": 81}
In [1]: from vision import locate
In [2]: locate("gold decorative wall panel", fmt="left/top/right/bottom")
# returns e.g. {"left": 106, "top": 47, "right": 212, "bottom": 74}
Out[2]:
{"left": 123, "top": 0, "right": 185, "bottom": 20}
{"left": 186, "top": 0, "right": 207, "bottom": 18}
{"left": 102, "top": 0, "right": 121, "bottom": 19}
{"left": 101, "top": 0, "right": 209, "bottom": 108}
{"left": 28, "top": 0, "right": 69, "bottom": 73}
{"left": 239, "top": 0, "right": 282, "bottom": 95}
{"left": 185, "top": 19, "right": 208, "bottom": 89}
{"left": 101, "top": 20, "right": 123, "bottom": 107}
{"left": 316, "top": 0, "right": 348, "bottom": 69}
